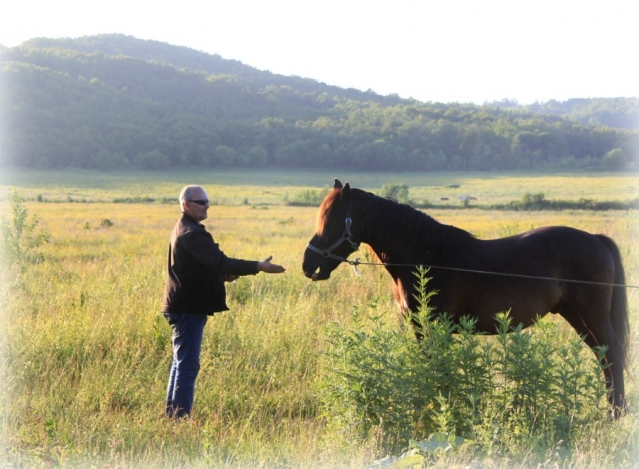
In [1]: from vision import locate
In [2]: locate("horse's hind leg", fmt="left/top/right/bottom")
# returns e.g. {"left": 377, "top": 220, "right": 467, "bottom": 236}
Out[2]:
{"left": 560, "top": 305, "right": 626, "bottom": 416}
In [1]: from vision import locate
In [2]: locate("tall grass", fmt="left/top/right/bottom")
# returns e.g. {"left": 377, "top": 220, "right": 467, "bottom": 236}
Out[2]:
{"left": 320, "top": 271, "right": 612, "bottom": 463}
{"left": 0, "top": 174, "right": 638, "bottom": 468}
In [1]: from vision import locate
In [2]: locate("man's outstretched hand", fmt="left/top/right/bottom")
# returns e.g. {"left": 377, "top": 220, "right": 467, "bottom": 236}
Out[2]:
{"left": 257, "top": 256, "right": 286, "bottom": 273}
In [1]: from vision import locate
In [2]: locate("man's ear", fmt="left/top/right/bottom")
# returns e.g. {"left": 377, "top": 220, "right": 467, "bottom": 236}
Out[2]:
{"left": 340, "top": 182, "right": 351, "bottom": 203}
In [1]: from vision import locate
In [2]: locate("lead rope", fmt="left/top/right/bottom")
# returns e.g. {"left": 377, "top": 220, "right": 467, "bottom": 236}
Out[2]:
{"left": 347, "top": 256, "right": 639, "bottom": 289}
{"left": 311, "top": 214, "right": 639, "bottom": 289}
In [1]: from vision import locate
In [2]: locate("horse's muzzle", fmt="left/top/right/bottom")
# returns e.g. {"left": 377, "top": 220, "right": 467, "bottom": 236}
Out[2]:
{"left": 303, "top": 265, "right": 331, "bottom": 281}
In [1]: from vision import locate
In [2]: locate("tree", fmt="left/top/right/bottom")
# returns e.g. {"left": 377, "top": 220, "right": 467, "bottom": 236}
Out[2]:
{"left": 132, "top": 149, "right": 170, "bottom": 169}
{"left": 2, "top": 37, "right": 636, "bottom": 172}
{"left": 93, "top": 149, "right": 125, "bottom": 171}
{"left": 244, "top": 146, "right": 267, "bottom": 167}
{"left": 601, "top": 148, "right": 626, "bottom": 170}
{"left": 212, "top": 145, "right": 236, "bottom": 166}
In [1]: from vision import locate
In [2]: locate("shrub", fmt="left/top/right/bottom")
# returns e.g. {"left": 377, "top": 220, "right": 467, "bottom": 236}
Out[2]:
{"left": 497, "top": 194, "right": 639, "bottom": 211}
{"left": 318, "top": 268, "right": 609, "bottom": 455}
{"left": 378, "top": 183, "right": 409, "bottom": 203}
{"left": 521, "top": 192, "right": 548, "bottom": 209}
{"left": 0, "top": 190, "right": 50, "bottom": 266}
{"left": 284, "top": 187, "right": 330, "bottom": 207}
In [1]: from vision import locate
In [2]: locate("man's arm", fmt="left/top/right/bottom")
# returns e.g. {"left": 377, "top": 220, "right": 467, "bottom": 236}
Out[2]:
{"left": 257, "top": 256, "right": 286, "bottom": 273}
{"left": 187, "top": 229, "right": 284, "bottom": 275}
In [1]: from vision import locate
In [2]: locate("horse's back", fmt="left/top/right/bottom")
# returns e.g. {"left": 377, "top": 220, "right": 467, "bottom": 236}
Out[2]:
{"left": 483, "top": 226, "right": 615, "bottom": 275}
{"left": 418, "top": 225, "right": 617, "bottom": 330}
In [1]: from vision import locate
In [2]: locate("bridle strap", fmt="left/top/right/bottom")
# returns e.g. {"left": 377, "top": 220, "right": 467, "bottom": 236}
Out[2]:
{"left": 305, "top": 242, "right": 352, "bottom": 262}
{"left": 306, "top": 204, "right": 360, "bottom": 263}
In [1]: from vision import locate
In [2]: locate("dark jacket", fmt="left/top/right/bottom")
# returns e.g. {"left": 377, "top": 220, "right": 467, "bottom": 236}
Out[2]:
{"left": 161, "top": 213, "right": 259, "bottom": 315}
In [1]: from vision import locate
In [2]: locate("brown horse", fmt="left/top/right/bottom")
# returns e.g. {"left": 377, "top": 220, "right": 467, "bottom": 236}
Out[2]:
{"left": 302, "top": 180, "right": 629, "bottom": 416}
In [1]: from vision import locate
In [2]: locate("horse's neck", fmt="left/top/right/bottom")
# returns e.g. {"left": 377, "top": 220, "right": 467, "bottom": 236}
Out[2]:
{"left": 358, "top": 197, "right": 470, "bottom": 264}
{"left": 356, "top": 198, "right": 415, "bottom": 260}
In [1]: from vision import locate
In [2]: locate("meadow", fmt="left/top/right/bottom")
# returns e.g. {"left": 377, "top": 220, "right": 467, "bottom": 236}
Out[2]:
{"left": 1, "top": 168, "right": 638, "bottom": 205}
{"left": 0, "top": 169, "right": 638, "bottom": 468}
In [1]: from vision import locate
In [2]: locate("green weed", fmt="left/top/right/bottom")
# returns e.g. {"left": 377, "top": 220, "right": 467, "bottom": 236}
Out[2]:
{"left": 319, "top": 268, "right": 622, "bottom": 465}
{"left": 0, "top": 189, "right": 50, "bottom": 267}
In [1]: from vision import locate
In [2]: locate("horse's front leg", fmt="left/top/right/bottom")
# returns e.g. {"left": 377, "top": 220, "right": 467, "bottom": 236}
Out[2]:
{"left": 392, "top": 279, "right": 424, "bottom": 341}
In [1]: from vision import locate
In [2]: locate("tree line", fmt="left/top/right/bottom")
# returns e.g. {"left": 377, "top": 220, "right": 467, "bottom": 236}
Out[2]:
{"left": 1, "top": 34, "right": 637, "bottom": 171}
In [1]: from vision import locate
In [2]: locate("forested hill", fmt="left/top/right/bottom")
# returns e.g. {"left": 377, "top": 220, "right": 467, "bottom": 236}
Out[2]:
{"left": 1, "top": 34, "right": 637, "bottom": 171}
{"left": 491, "top": 98, "right": 639, "bottom": 130}
{"left": 13, "top": 36, "right": 401, "bottom": 103}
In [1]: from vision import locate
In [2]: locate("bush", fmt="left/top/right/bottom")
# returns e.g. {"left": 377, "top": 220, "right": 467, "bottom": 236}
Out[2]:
{"left": 497, "top": 194, "right": 639, "bottom": 211}
{"left": 0, "top": 190, "right": 50, "bottom": 266}
{"left": 378, "top": 183, "right": 409, "bottom": 203}
{"left": 284, "top": 187, "right": 330, "bottom": 207}
{"left": 520, "top": 192, "right": 549, "bottom": 209}
{"left": 318, "top": 268, "right": 609, "bottom": 455}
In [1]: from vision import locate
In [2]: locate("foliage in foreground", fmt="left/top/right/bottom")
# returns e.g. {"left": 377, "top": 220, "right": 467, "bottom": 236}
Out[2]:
{"left": 319, "top": 268, "right": 612, "bottom": 464}
{"left": 0, "top": 189, "right": 50, "bottom": 267}
{"left": 1, "top": 192, "right": 637, "bottom": 468}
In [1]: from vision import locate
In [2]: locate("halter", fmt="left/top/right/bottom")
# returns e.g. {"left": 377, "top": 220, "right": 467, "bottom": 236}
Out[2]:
{"left": 306, "top": 202, "right": 360, "bottom": 263}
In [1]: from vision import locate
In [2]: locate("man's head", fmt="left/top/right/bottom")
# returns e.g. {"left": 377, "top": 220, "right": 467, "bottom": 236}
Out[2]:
{"left": 179, "top": 185, "right": 210, "bottom": 222}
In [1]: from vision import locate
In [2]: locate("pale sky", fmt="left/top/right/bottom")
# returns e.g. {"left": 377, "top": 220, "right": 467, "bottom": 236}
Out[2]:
{"left": 1, "top": 0, "right": 637, "bottom": 104}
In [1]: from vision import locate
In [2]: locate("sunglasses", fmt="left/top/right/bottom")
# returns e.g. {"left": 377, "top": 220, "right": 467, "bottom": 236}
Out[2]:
{"left": 187, "top": 199, "right": 209, "bottom": 206}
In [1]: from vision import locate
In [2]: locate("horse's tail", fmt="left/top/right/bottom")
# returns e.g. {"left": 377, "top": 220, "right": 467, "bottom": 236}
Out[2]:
{"left": 596, "top": 234, "right": 629, "bottom": 370}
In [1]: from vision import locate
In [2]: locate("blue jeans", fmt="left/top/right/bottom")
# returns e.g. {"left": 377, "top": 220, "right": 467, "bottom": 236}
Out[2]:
{"left": 164, "top": 313, "right": 208, "bottom": 418}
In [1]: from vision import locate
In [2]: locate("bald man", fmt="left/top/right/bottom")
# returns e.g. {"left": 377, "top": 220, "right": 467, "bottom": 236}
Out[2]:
{"left": 161, "top": 185, "right": 285, "bottom": 419}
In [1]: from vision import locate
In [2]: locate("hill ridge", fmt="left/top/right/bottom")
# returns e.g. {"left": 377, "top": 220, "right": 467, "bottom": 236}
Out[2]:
{"left": 1, "top": 34, "right": 637, "bottom": 171}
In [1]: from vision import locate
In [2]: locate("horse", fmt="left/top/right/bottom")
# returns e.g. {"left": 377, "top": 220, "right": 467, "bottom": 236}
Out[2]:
{"left": 302, "top": 179, "right": 629, "bottom": 416}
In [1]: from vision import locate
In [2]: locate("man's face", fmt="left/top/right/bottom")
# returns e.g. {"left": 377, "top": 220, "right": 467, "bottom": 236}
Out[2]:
{"left": 183, "top": 187, "right": 209, "bottom": 222}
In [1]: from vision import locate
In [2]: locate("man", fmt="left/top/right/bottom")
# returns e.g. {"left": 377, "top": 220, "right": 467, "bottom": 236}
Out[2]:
{"left": 161, "top": 184, "right": 285, "bottom": 419}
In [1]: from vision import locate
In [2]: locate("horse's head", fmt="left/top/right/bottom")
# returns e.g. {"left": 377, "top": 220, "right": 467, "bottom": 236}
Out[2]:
{"left": 303, "top": 179, "right": 360, "bottom": 281}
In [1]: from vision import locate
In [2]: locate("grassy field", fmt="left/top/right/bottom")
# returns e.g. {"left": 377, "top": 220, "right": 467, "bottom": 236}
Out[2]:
{"left": 0, "top": 169, "right": 638, "bottom": 468}
{"left": 1, "top": 168, "right": 638, "bottom": 205}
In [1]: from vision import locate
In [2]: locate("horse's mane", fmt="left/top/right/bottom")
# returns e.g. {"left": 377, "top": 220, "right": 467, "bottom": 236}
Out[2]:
{"left": 316, "top": 189, "right": 340, "bottom": 235}
{"left": 354, "top": 189, "right": 475, "bottom": 259}
{"left": 318, "top": 188, "right": 475, "bottom": 254}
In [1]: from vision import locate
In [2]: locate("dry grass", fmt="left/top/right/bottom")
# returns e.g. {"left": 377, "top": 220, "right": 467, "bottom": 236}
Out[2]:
{"left": 0, "top": 169, "right": 637, "bottom": 468}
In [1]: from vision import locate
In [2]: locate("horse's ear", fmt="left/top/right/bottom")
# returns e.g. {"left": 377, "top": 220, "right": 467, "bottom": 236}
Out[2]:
{"left": 334, "top": 179, "right": 343, "bottom": 190}
{"left": 341, "top": 182, "right": 351, "bottom": 202}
